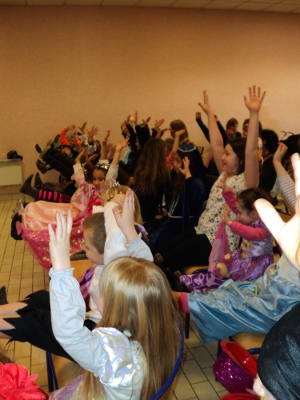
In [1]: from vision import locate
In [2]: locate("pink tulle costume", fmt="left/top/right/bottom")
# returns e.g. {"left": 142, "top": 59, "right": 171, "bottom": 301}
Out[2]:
{"left": 180, "top": 188, "right": 274, "bottom": 292}
{"left": 19, "top": 164, "right": 114, "bottom": 271}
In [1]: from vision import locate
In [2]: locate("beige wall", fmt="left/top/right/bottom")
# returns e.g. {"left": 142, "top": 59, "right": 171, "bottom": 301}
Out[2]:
{"left": 1, "top": 5, "right": 300, "bottom": 193}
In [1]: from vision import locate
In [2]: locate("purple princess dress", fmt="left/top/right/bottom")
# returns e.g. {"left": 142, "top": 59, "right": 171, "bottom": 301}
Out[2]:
{"left": 180, "top": 219, "right": 274, "bottom": 292}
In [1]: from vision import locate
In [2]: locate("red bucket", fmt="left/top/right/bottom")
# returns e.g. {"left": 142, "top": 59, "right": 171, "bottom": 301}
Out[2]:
{"left": 213, "top": 340, "right": 257, "bottom": 393}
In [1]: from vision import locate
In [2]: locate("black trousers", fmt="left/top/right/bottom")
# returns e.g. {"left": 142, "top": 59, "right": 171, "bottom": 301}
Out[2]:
{"left": 3, "top": 290, "right": 95, "bottom": 361}
{"left": 155, "top": 228, "right": 212, "bottom": 272}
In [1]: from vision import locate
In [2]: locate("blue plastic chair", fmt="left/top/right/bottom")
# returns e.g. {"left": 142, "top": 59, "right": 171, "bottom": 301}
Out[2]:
{"left": 150, "top": 320, "right": 184, "bottom": 399}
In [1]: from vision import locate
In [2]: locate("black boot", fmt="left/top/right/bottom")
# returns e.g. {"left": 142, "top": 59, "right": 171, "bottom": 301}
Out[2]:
{"left": 36, "top": 159, "right": 48, "bottom": 174}
{"left": 35, "top": 144, "right": 42, "bottom": 154}
{"left": 39, "top": 139, "right": 53, "bottom": 159}
{"left": 0, "top": 286, "right": 8, "bottom": 305}
{"left": 20, "top": 174, "right": 38, "bottom": 199}
{"left": 34, "top": 172, "right": 43, "bottom": 189}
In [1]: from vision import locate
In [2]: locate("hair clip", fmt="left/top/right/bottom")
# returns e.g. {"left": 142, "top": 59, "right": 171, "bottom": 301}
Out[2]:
{"left": 96, "top": 162, "right": 110, "bottom": 171}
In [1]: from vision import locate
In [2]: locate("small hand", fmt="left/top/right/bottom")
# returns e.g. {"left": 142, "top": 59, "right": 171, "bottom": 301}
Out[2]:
{"left": 102, "top": 130, "right": 111, "bottom": 147}
{"left": 48, "top": 211, "right": 72, "bottom": 270}
{"left": 255, "top": 153, "right": 300, "bottom": 270}
{"left": 273, "top": 142, "right": 288, "bottom": 163}
{"left": 129, "top": 111, "right": 138, "bottom": 126}
{"left": 115, "top": 137, "right": 130, "bottom": 152}
{"left": 110, "top": 191, "right": 125, "bottom": 207}
{"left": 78, "top": 121, "right": 87, "bottom": 133}
{"left": 141, "top": 116, "right": 151, "bottom": 126}
{"left": 220, "top": 204, "right": 231, "bottom": 225}
{"left": 243, "top": 85, "right": 266, "bottom": 113}
{"left": 112, "top": 189, "right": 137, "bottom": 242}
{"left": 87, "top": 153, "right": 98, "bottom": 163}
{"left": 154, "top": 118, "right": 165, "bottom": 130}
{"left": 195, "top": 112, "right": 201, "bottom": 119}
{"left": 106, "top": 143, "right": 115, "bottom": 159}
{"left": 121, "top": 122, "right": 129, "bottom": 135}
{"left": 175, "top": 129, "right": 185, "bottom": 138}
{"left": 216, "top": 171, "right": 228, "bottom": 192}
{"left": 178, "top": 157, "right": 192, "bottom": 179}
{"left": 87, "top": 125, "right": 99, "bottom": 138}
{"left": 75, "top": 149, "right": 86, "bottom": 164}
{"left": 198, "top": 90, "right": 213, "bottom": 115}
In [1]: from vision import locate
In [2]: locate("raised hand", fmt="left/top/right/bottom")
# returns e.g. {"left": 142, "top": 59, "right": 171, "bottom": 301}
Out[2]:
{"left": 75, "top": 149, "right": 86, "bottom": 164}
{"left": 243, "top": 85, "right": 266, "bottom": 113}
{"left": 216, "top": 170, "right": 228, "bottom": 192}
{"left": 273, "top": 142, "right": 287, "bottom": 164}
{"left": 112, "top": 189, "right": 137, "bottom": 242}
{"left": 175, "top": 129, "right": 185, "bottom": 138}
{"left": 196, "top": 112, "right": 201, "bottom": 119}
{"left": 154, "top": 118, "right": 165, "bottom": 130}
{"left": 48, "top": 211, "right": 72, "bottom": 270}
{"left": 220, "top": 204, "right": 232, "bottom": 226}
{"left": 78, "top": 121, "right": 87, "bottom": 134}
{"left": 198, "top": 90, "right": 214, "bottom": 115}
{"left": 102, "top": 130, "right": 111, "bottom": 147}
{"left": 87, "top": 125, "right": 99, "bottom": 139}
{"left": 178, "top": 157, "right": 192, "bottom": 179}
{"left": 129, "top": 111, "right": 138, "bottom": 126}
{"left": 87, "top": 153, "right": 98, "bottom": 163}
{"left": 255, "top": 153, "right": 300, "bottom": 270}
{"left": 116, "top": 136, "right": 130, "bottom": 152}
{"left": 121, "top": 122, "right": 129, "bottom": 136}
{"left": 106, "top": 143, "right": 115, "bottom": 159}
{"left": 141, "top": 116, "right": 151, "bottom": 126}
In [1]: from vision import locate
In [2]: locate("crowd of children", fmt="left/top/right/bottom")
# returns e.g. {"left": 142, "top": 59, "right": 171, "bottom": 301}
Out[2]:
{"left": 3, "top": 85, "right": 300, "bottom": 399}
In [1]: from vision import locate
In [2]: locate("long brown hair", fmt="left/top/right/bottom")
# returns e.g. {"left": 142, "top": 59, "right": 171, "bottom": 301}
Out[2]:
{"left": 132, "top": 138, "right": 170, "bottom": 196}
{"left": 82, "top": 257, "right": 180, "bottom": 399}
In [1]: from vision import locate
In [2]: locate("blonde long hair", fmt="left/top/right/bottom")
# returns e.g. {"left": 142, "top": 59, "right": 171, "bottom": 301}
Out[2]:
{"left": 81, "top": 257, "right": 180, "bottom": 399}
{"left": 102, "top": 184, "right": 143, "bottom": 225}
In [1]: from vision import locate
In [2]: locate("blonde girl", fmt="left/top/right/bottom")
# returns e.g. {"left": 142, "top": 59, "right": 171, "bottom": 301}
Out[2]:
{"left": 49, "top": 191, "right": 180, "bottom": 399}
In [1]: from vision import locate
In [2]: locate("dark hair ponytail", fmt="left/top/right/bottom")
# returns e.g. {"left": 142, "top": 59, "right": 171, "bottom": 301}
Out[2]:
{"left": 229, "top": 137, "right": 246, "bottom": 174}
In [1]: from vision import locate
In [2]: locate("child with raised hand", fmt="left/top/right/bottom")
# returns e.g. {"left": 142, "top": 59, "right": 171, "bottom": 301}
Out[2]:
{"left": 180, "top": 172, "right": 273, "bottom": 292}
{"left": 154, "top": 86, "right": 265, "bottom": 272}
{"left": 0, "top": 190, "right": 153, "bottom": 364}
{"left": 48, "top": 190, "right": 180, "bottom": 399}
{"left": 18, "top": 137, "right": 129, "bottom": 270}
{"left": 173, "top": 152, "right": 300, "bottom": 345}
{"left": 272, "top": 142, "right": 295, "bottom": 215}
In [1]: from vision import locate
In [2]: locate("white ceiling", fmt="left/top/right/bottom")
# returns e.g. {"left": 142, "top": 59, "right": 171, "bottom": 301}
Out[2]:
{"left": 1, "top": 0, "right": 300, "bottom": 13}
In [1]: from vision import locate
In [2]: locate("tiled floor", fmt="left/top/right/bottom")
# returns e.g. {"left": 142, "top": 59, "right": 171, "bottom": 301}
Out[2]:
{"left": 0, "top": 194, "right": 229, "bottom": 399}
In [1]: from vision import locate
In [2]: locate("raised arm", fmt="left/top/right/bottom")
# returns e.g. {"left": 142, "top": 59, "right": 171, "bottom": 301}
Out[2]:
{"left": 198, "top": 91, "right": 224, "bottom": 174}
{"left": 255, "top": 153, "right": 300, "bottom": 270}
{"left": 243, "top": 86, "right": 266, "bottom": 188}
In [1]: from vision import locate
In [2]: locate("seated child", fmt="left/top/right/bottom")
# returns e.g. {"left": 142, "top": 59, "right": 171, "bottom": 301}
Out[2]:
{"left": 181, "top": 180, "right": 273, "bottom": 292}
{"left": 47, "top": 191, "right": 180, "bottom": 399}
{"left": 0, "top": 190, "right": 152, "bottom": 362}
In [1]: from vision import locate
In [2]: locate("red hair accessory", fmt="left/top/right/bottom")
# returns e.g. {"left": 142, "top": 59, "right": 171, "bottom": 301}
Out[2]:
{"left": 0, "top": 362, "right": 48, "bottom": 399}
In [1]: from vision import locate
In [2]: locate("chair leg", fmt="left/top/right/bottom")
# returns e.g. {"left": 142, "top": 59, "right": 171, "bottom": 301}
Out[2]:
{"left": 46, "top": 351, "right": 59, "bottom": 392}
{"left": 185, "top": 313, "right": 190, "bottom": 339}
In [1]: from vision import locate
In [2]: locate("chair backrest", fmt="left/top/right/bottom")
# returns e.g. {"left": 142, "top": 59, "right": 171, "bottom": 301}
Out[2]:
{"left": 150, "top": 320, "right": 184, "bottom": 400}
